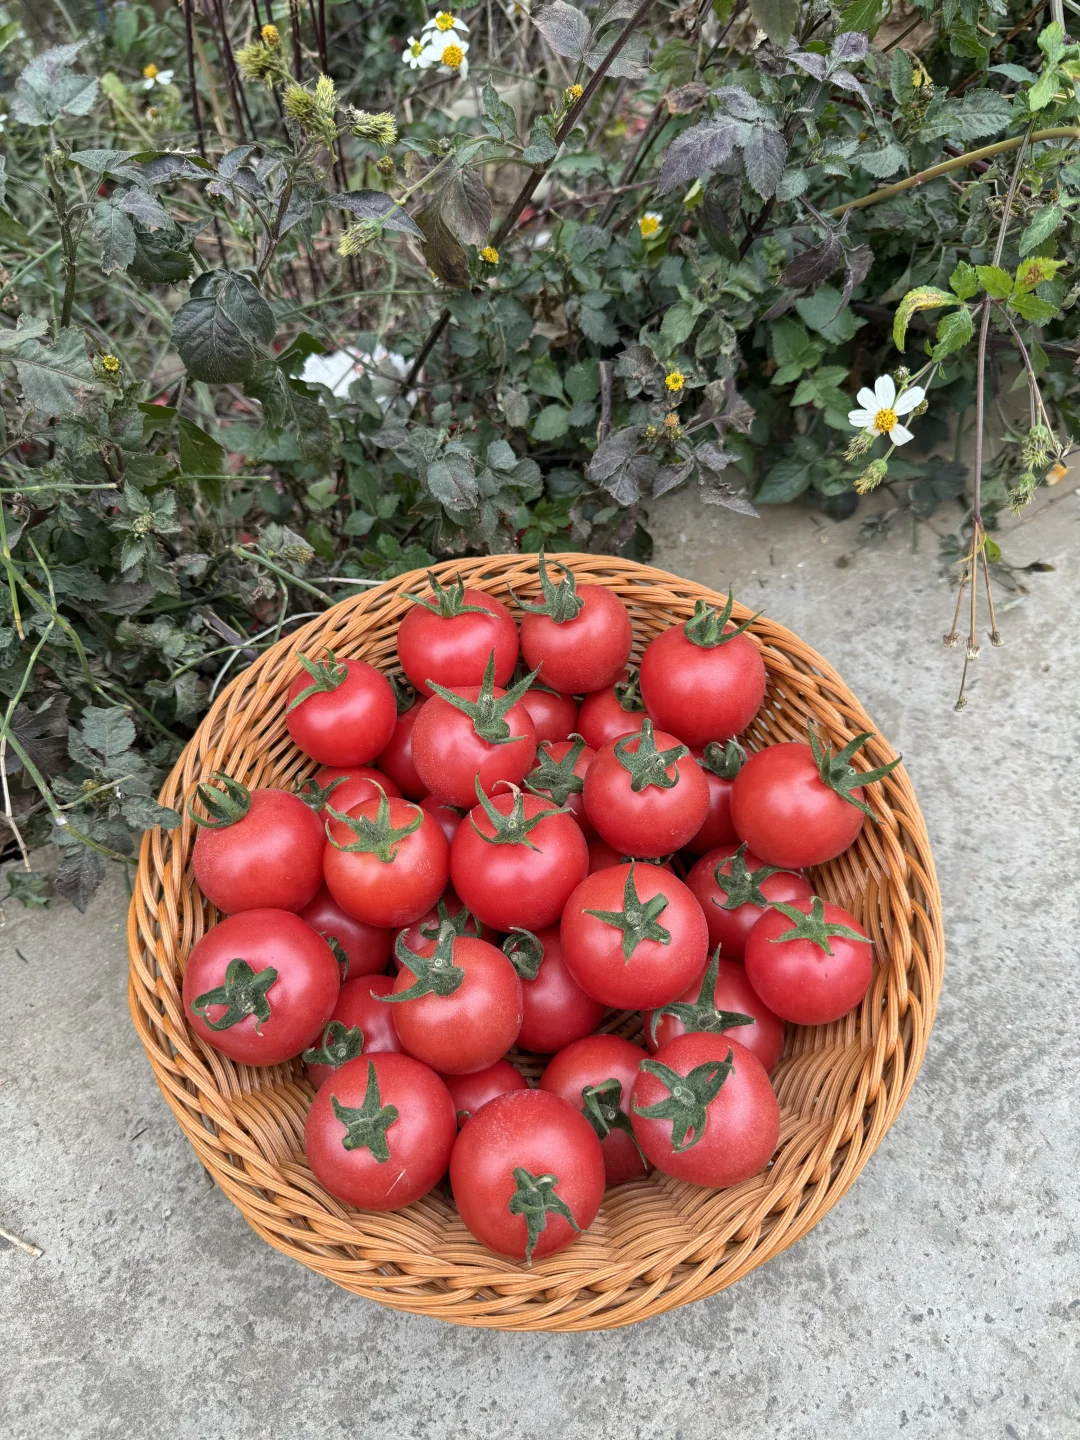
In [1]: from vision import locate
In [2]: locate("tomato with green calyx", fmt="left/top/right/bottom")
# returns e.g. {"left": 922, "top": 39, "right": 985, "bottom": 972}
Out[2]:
{"left": 630, "top": 1033, "right": 779, "bottom": 1188}
{"left": 520, "top": 682, "right": 579, "bottom": 745}
{"left": 644, "top": 948, "right": 785, "bottom": 1070}
{"left": 639, "top": 594, "right": 766, "bottom": 748}
{"left": 513, "top": 553, "right": 632, "bottom": 695}
{"left": 560, "top": 861, "right": 708, "bottom": 1009}
{"left": 393, "top": 887, "right": 492, "bottom": 959}
{"left": 583, "top": 719, "right": 709, "bottom": 857}
{"left": 684, "top": 741, "right": 744, "bottom": 855}
{"left": 450, "top": 1088, "right": 605, "bottom": 1261}
{"left": 397, "top": 573, "right": 519, "bottom": 699}
{"left": 305, "top": 1053, "right": 456, "bottom": 1209}
{"left": 451, "top": 779, "right": 588, "bottom": 932}
{"left": 302, "top": 974, "right": 403, "bottom": 1088}
{"left": 577, "top": 668, "right": 645, "bottom": 750}
{"left": 419, "top": 793, "right": 464, "bottom": 845}
{"left": 297, "top": 884, "right": 391, "bottom": 979}
{"left": 730, "top": 724, "right": 902, "bottom": 868}
{"left": 744, "top": 896, "right": 873, "bottom": 1025}
{"left": 411, "top": 651, "right": 539, "bottom": 807}
{"left": 686, "top": 842, "right": 813, "bottom": 962}
{"left": 300, "top": 764, "right": 401, "bottom": 817}
{"left": 382, "top": 921, "right": 522, "bottom": 1074}
{"left": 190, "top": 773, "right": 323, "bottom": 915}
{"left": 540, "top": 1033, "right": 649, "bottom": 1185}
{"left": 376, "top": 695, "right": 428, "bottom": 800}
{"left": 323, "top": 787, "right": 449, "bottom": 928}
{"left": 503, "top": 927, "right": 606, "bottom": 1054}
{"left": 443, "top": 1059, "right": 528, "bottom": 1126}
{"left": 285, "top": 651, "right": 396, "bottom": 767}
{"left": 525, "top": 734, "right": 596, "bottom": 840}
{"left": 587, "top": 839, "right": 675, "bottom": 873}
{"left": 183, "top": 908, "right": 339, "bottom": 1066}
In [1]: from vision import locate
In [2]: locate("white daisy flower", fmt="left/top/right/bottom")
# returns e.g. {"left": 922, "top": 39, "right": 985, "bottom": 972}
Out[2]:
{"left": 402, "top": 36, "right": 431, "bottom": 69}
{"left": 142, "top": 64, "right": 174, "bottom": 89}
{"left": 421, "top": 10, "right": 470, "bottom": 36}
{"left": 847, "top": 374, "right": 925, "bottom": 446}
{"left": 421, "top": 35, "right": 469, "bottom": 78}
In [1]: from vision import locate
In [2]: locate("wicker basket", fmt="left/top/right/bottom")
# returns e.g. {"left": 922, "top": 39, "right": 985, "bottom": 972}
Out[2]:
{"left": 128, "top": 555, "right": 943, "bottom": 1331}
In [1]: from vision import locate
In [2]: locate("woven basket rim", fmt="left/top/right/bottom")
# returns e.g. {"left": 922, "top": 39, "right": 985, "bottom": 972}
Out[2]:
{"left": 127, "top": 554, "right": 944, "bottom": 1331}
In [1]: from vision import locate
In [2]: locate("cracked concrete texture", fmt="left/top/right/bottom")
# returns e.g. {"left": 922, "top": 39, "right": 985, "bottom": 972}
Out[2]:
{"left": 2, "top": 484, "right": 1079, "bottom": 1440}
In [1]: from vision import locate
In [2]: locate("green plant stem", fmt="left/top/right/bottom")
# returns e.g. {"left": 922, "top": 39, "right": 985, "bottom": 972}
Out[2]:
{"left": 231, "top": 544, "right": 332, "bottom": 603}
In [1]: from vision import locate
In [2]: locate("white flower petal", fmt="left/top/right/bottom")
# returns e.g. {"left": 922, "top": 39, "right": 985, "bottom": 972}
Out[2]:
{"left": 889, "top": 423, "right": 914, "bottom": 445}
{"left": 142, "top": 77, "right": 155, "bottom": 89}
{"left": 158, "top": 70, "right": 174, "bottom": 83}
{"left": 855, "top": 387, "right": 877, "bottom": 412}
{"left": 848, "top": 408, "right": 874, "bottom": 428}
{"left": 894, "top": 385, "right": 925, "bottom": 416}
{"left": 874, "top": 374, "right": 896, "bottom": 408}
{"left": 459, "top": 56, "right": 468, "bottom": 77}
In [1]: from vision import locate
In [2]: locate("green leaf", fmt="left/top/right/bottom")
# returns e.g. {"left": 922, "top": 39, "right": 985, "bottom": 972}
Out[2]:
{"left": 482, "top": 82, "right": 516, "bottom": 142}
{"left": 91, "top": 201, "right": 137, "bottom": 276}
{"left": 837, "top": 0, "right": 882, "bottom": 32}
{"left": 795, "top": 285, "right": 862, "bottom": 343}
{"left": 1038, "top": 19, "right": 1066, "bottom": 65}
{"left": 530, "top": 0, "right": 592, "bottom": 61}
{"left": 1014, "top": 255, "right": 1067, "bottom": 291}
{"left": 931, "top": 305, "right": 974, "bottom": 360}
{"left": 659, "top": 299, "right": 699, "bottom": 352}
{"left": 247, "top": 365, "right": 334, "bottom": 468}
{"left": 1018, "top": 203, "right": 1062, "bottom": 256}
{"left": 69, "top": 148, "right": 139, "bottom": 174}
{"left": 0, "top": 207, "right": 31, "bottom": 249}
{"left": 11, "top": 42, "right": 98, "bottom": 126}
{"left": 13, "top": 327, "right": 101, "bottom": 418}
{"left": 1008, "top": 291, "right": 1058, "bottom": 323}
{"left": 749, "top": 0, "right": 799, "bottom": 45}
{"left": 755, "top": 455, "right": 811, "bottom": 503}
{"left": 889, "top": 49, "right": 913, "bottom": 106}
{"left": 949, "top": 262, "right": 978, "bottom": 300}
{"left": 523, "top": 117, "right": 559, "bottom": 166}
{"left": 172, "top": 270, "right": 275, "bottom": 384}
{"left": 526, "top": 354, "right": 565, "bottom": 401}
{"left": 53, "top": 843, "right": 105, "bottom": 913}
{"left": 893, "top": 286, "right": 958, "bottom": 351}
{"left": 1027, "top": 64, "right": 1061, "bottom": 113}
{"left": 69, "top": 705, "right": 136, "bottom": 771}
{"left": 531, "top": 404, "right": 571, "bottom": 440}
{"left": 975, "top": 265, "right": 1013, "bottom": 299}
{"left": 857, "top": 140, "right": 908, "bottom": 178}
{"left": 179, "top": 417, "right": 226, "bottom": 477}
{"left": 564, "top": 359, "right": 600, "bottom": 402}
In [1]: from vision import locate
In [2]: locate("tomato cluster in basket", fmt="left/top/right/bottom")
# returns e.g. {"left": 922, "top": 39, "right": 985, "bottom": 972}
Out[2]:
{"left": 181, "top": 558, "right": 900, "bottom": 1264}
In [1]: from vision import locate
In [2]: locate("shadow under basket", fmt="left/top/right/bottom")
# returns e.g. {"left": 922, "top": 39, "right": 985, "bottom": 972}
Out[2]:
{"left": 128, "top": 554, "right": 944, "bottom": 1331}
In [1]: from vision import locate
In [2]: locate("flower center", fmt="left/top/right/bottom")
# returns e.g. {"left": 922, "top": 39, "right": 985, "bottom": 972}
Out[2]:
{"left": 872, "top": 407, "right": 897, "bottom": 435}
{"left": 409, "top": 39, "right": 423, "bottom": 56}
{"left": 441, "top": 42, "right": 463, "bottom": 68}
{"left": 639, "top": 215, "right": 660, "bottom": 237}
{"left": 665, "top": 370, "right": 685, "bottom": 392}
{"left": 436, "top": 11, "right": 456, "bottom": 29}
{"left": 143, "top": 63, "right": 158, "bottom": 79}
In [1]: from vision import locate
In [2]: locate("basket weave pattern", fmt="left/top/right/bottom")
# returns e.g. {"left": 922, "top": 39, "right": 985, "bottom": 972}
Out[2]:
{"left": 128, "top": 555, "right": 943, "bottom": 1331}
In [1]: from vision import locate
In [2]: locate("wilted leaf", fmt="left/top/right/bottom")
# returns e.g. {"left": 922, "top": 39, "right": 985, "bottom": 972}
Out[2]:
{"left": 531, "top": 0, "right": 591, "bottom": 60}
{"left": 115, "top": 186, "right": 171, "bottom": 230}
{"left": 831, "top": 30, "right": 870, "bottom": 64}
{"left": 439, "top": 168, "right": 492, "bottom": 247}
{"left": 426, "top": 447, "right": 480, "bottom": 510}
{"left": 743, "top": 124, "right": 788, "bottom": 199}
{"left": 5, "top": 696, "right": 69, "bottom": 776}
{"left": 829, "top": 68, "right": 871, "bottom": 107}
{"left": 415, "top": 203, "right": 470, "bottom": 287}
{"left": 13, "top": 328, "right": 101, "bottom": 418}
{"left": 69, "top": 148, "right": 140, "bottom": 174}
{"left": 653, "top": 459, "right": 693, "bottom": 497}
{"left": 782, "top": 230, "right": 844, "bottom": 288}
{"left": 893, "top": 286, "right": 959, "bottom": 350}
{"left": 656, "top": 115, "right": 746, "bottom": 195}
{"left": 666, "top": 82, "right": 710, "bottom": 114}
{"left": 53, "top": 842, "right": 106, "bottom": 913}
{"left": 585, "top": 29, "right": 650, "bottom": 80}
{"left": 328, "top": 189, "right": 424, "bottom": 238}
{"left": 12, "top": 42, "right": 98, "bottom": 126}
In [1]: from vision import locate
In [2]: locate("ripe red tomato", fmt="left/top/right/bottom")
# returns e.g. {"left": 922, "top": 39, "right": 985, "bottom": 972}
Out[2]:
{"left": 285, "top": 653, "right": 396, "bottom": 766}
{"left": 684, "top": 742, "right": 744, "bottom": 855}
{"left": 443, "top": 1059, "right": 528, "bottom": 1125}
{"left": 419, "top": 793, "right": 465, "bottom": 845}
{"left": 302, "top": 764, "right": 400, "bottom": 816}
{"left": 525, "top": 735, "right": 595, "bottom": 840}
{"left": 297, "top": 884, "right": 391, "bottom": 979}
{"left": 587, "top": 841, "right": 675, "bottom": 873}
{"left": 644, "top": 949, "right": 785, "bottom": 1071}
{"left": 744, "top": 896, "right": 873, "bottom": 1025}
{"left": 583, "top": 720, "right": 709, "bottom": 857}
{"left": 560, "top": 862, "right": 708, "bottom": 1009}
{"left": 323, "top": 792, "right": 449, "bottom": 928}
{"left": 305, "top": 1052, "right": 456, "bottom": 1209}
{"left": 639, "top": 598, "right": 766, "bottom": 748}
{"left": 517, "top": 556, "right": 632, "bottom": 694}
{"left": 450, "top": 783, "right": 588, "bottom": 932}
{"left": 303, "top": 974, "right": 404, "bottom": 1088}
{"left": 410, "top": 655, "right": 537, "bottom": 807}
{"left": 576, "top": 668, "right": 645, "bottom": 749}
{"left": 729, "top": 731, "right": 900, "bottom": 868}
{"left": 190, "top": 776, "right": 324, "bottom": 915}
{"left": 504, "top": 927, "right": 607, "bottom": 1054}
{"left": 376, "top": 699, "right": 427, "bottom": 800}
{"left": 630, "top": 1033, "right": 780, "bottom": 1187}
{"left": 541, "top": 1034, "right": 648, "bottom": 1185}
{"left": 397, "top": 574, "right": 518, "bottom": 698}
{"left": 450, "top": 1089, "right": 605, "bottom": 1260}
{"left": 386, "top": 925, "right": 523, "bottom": 1074}
{"left": 520, "top": 685, "right": 579, "bottom": 744}
{"left": 686, "top": 843, "right": 814, "bottom": 962}
{"left": 393, "top": 887, "right": 490, "bottom": 957}
{"left": 183, "top": 908, "right": 339, "bottom": 1066}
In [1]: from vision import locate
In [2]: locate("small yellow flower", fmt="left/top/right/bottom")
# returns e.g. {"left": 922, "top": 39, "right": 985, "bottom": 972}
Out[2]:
{"left": 638, "top": 211, "right": 662, "bottom": 239}
{"left": 142, "top": 63, "right": 158, "bottom": 80}
{"left": 441, "top": 42, "right": 464, "bottom": 70}
{"left": 665, "top": 370, "right": 685, "bottom": 393}
{"left": 480, "top": 246, "right": 499, "bottom": 264}
{"left": 663, "top": 412, "right": 679, "bottom": 430}
{"left": 435, "top": 10, "right": 457, "bottom": 29}
{"left": 261, "top": 23, "right": 280, "bottom": 46}
{"left": 565, "top": 83, "right": 583, "bottom": 102}
{"left": 100, "top": 353, "right": 120, "bottom": 373}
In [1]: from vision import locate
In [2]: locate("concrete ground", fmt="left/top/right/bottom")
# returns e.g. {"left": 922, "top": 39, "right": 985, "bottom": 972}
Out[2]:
{"left": 1, "top": 480, "right": 1078, "bottom": 1440}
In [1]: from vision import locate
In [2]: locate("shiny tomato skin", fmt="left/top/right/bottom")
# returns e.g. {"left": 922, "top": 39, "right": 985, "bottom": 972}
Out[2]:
{"left": 443, "top": 1059, "right": 528, "bottom": 1125}
{"left": 644, "top": 956, "right": 786, "bottom": 1070}
{"left": 686, "top": 845, "right": 814, "bottom": 962}
{"left": 193, "top": 788, "right": 324, "bottom": 915}
{"left": 630, "top": 1033, "right": 780, "bottom": 1187}
{"left": 397, "top": 588, "right": 518, "bottom": 698}
{"left": 297, "top": 884, "right": 391, "bottom": 979}
{"left": 419, "top": 793, "right": 464, "bottom": 845}
{"left": 376, "top": 701, "right": 427, "bottom": 800}
{"left": 684, "top": 752, "right": 739, "bottom": 854}
{"left": 540, "top": 1034, "right": 648, "bottom": 1185}
{"left": 450, "top": 792, "right": 588, "bottom": 932}
{"left": 639, "top": 625, "right": 766, "bottom": 748}
{"left": 304, "top": 974, "right": 403, "bottom": 1088}
{"left": 587, "top": 839, "right": 674, "bottom": 873}
{"left": 520, "top": 585, "right": 632, "bottom": 695}
{"left": 183, "top": 909, "right": 340, "bottom": 1066}
{"left": 286, "top": 658, "right": 397, "bottom": 767}
{"left": 389, "top": 934, "right": 523, "bottom": 1074}
{"left": 323, "top": 797, "right": 449, "bottom": 928}
{"left": 730, "top": 743, "right": 866, "bottom": 867}
{"left": 531, "top": 738, "right": 596, "bottom": 840}
{"left": 577, "top": 673, "right": 645, "bottom": 750}
{"left": 583, "top": 728, "right": 710, "bottom": 858}
{"left": 744, "top": 899, "right": 873, "bottom": 1025}
{"left": 520, "top": 687, "right": 579, "bottom": 744}
{"left": 307, "top": 764, "right": 400, "bottom": 816}
{"left": 560, "top": 863, "right": 709, "bottom": 1010}
{"left": 305, "top": 1052, "right": 456, "bottom": 1210}
{"left": 411, "top": 687, "right": 537, "bottom": 807}
{"left": 393, "top": 887, "right": 495, "bottom": 959}
{"left": 450, "top": 1089, "right": 605, "bottom": 1260}
{"left": 516, "top": 927, "right": 607, "bottom": 1054}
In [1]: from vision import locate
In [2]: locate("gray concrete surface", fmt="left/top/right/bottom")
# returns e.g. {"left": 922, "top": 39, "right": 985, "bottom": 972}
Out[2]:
{"left": 2, "top": 481, "right": 1079, "bottom": 1440}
